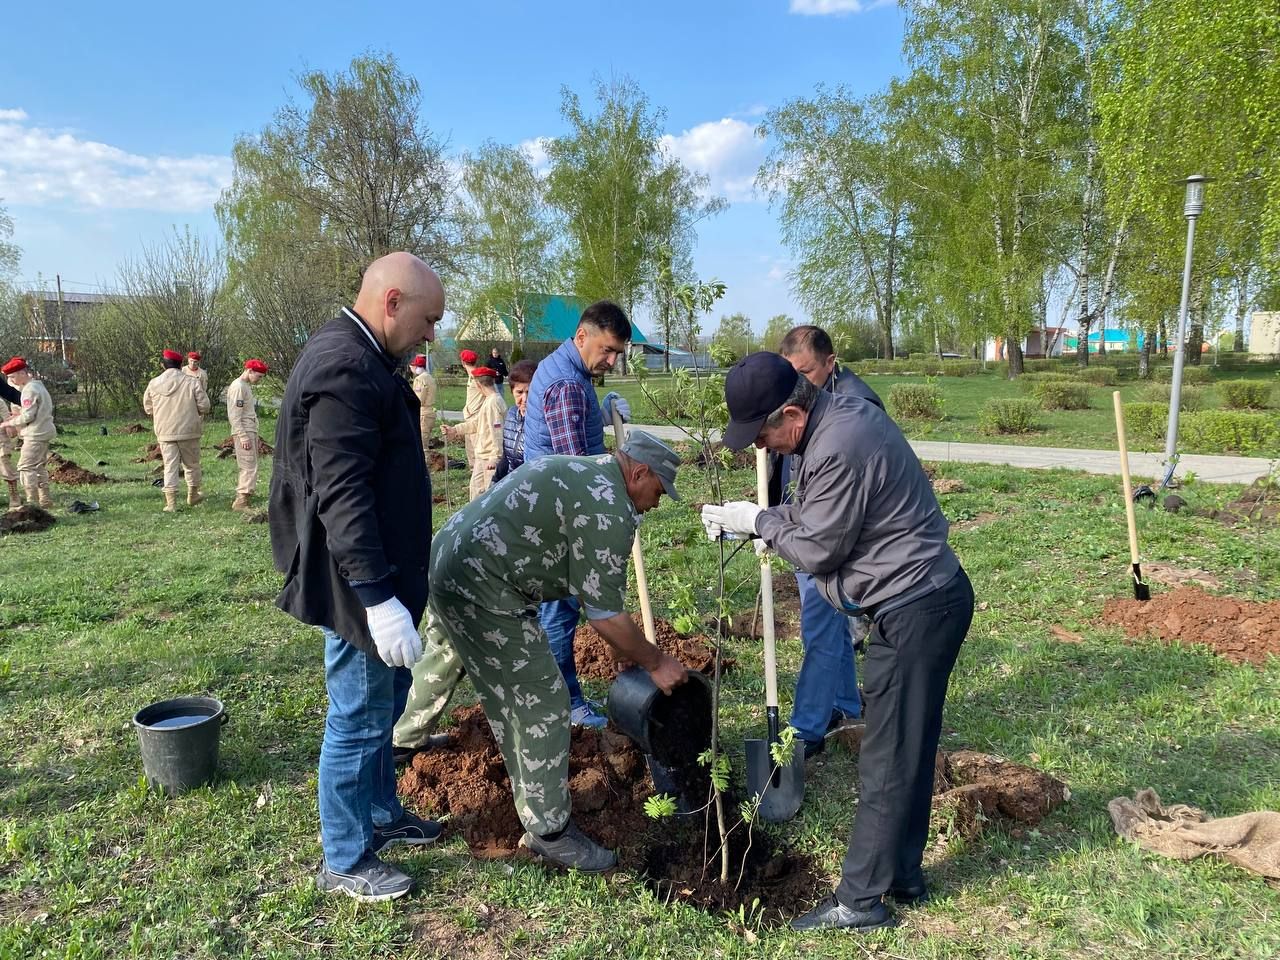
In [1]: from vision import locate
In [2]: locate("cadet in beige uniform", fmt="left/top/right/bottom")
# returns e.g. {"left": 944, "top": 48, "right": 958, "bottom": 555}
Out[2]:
{"left": 0, "top": 390, "right": 18, "bottom": 509}
{"left": 1, "top": 357, "right": 55, "bottom": 509}
{"left": 143, "top": 348, "right": 212, "bottom": 512}
{"left": 184, "top": 351, "right": 209, "bottom": 394}
{"left": 409, "top": 354, "right": 436, "bottom": 464}
{"left": 227, "top": 358, "right": 269, "bottom": 511}
{"left": 443, "top": 366, "right": 505, "bottom": 499}
{"left": 458, "top": 349, "right": 481, "bottom": 466}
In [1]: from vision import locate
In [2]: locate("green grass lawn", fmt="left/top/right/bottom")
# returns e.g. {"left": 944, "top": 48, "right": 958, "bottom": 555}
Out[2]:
{"left": 2, "top": 419, "right": 1278, "bottom": 958}
{"left": 430, "top": 365, "right": 1280, "bottom": 457}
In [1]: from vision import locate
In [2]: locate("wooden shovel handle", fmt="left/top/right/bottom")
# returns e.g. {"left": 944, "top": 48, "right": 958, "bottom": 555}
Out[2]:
{"left": 613, "top": 407, "right": 657, "bottom": 645}
{"left": 1112, "top": 391, "right": 1142, "bottom": 566}
{"left": 755, "top": 446, "right": 779, "bottom": 711}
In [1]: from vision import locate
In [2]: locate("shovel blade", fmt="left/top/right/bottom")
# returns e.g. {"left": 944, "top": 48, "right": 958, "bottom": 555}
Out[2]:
{"left": 745, "top": 738, "right": 804, "bottom": 822}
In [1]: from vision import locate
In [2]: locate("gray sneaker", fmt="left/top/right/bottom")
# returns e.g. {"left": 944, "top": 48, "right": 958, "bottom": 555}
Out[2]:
{"left": 520, "top": 820, "right": 617, "bottom": 873}
{"left": 316, "top": 853, "right": 413, "bottom": 902}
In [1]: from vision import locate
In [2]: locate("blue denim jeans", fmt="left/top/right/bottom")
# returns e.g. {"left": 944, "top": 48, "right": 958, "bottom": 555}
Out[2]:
{"left": 318, "top": 628, "right": 412, "bottom": 871}
{"left": 539, "top": 597, "right": 586, "bottom": 709}
{"left": 789, "top": 572, "right": 862, "bottom": 744}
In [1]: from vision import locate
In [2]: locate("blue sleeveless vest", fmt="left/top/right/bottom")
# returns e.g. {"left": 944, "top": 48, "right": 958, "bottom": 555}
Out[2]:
{"left": 523, "top": 339, "right": 605, "bottom": 462}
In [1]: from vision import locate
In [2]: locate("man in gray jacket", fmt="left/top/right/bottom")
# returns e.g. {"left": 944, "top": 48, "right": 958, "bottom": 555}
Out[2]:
{"left": 702, "top": 352, "right": 974, "bottom": 933}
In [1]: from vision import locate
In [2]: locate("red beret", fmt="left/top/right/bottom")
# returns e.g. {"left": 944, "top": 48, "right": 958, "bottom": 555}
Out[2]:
{"left": 244, "top": 359, "right": 269, "bottom": 374}
{"left": 187, "top": 351, "right": 201, "bottom": 360}
{"left": 471, "top": 366, "right": 498, "bottom": 378}
{"left": 162, "top": 349, "right": 183, "bottom": 362}
{"left": 2, "top": 357, "right": 28, "bottom": 376}
{"left": 459, "top": 349, "right": 478, "bottom": 364}
{"left": 411, "top": 354, "right": 427, "bottom": 368}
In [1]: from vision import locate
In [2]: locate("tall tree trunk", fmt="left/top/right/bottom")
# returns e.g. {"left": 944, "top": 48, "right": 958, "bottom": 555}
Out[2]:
{"left": 1138, "top": 324, "right": 1152, "bottom": 378}
{"left": 1233, "top": 268, "right": 1249, "bottom": 352}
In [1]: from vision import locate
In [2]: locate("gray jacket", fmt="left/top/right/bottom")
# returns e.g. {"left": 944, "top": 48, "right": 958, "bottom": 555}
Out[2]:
{"left": 755, "top": 391, "right": 958, "bottom": 616}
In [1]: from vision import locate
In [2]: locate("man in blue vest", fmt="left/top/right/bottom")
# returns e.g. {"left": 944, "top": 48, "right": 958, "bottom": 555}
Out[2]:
{"left": 522, "top": 300, "right": 632, "bottom": 728}
{"left": 772, "top": 325, "right": 883, "bottom": 760}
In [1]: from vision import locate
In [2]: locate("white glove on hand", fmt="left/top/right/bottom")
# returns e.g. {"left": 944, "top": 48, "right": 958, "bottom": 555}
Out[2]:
{"left": 753, "top": 538, "right": 771, "bottom": 557}
{"left": 366, "top": 597, "right": 424, "bottom": 668}
{"left": 602, "top": 392, "right": 631, "bottom": 423}
{"left": 700, "top": 502, "right": 762, "bottom": 541}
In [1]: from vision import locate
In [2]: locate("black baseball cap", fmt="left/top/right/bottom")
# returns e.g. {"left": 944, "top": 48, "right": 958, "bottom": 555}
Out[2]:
{"left": 723, "top": 352, "right": 800, "bottom": 450}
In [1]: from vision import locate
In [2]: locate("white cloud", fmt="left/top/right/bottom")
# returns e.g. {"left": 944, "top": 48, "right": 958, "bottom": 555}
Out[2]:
{"left": 0, "top": 109, "right": 231, "bottom": 212}
{"left": 789, "top": 0, "right": 894, "bottom": 15}
{"left": 659, "top": 118, "right": 766, "bottom": 204}
{"left": 519, "top": 137, "right": 552, "bottom": 177}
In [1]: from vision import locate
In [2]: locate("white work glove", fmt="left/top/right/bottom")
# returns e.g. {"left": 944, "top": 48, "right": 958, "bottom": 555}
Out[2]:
{"left": 602, "top": 391, "right": 631, "bottom": 423}
{"left": 365, "top": 597, "right": 424, "bottom": 668}
{"left": 753, "top": 538, "right": 771, "bottom": 557}
{"left": 700, "top": 502, "right": 763, "bottom": 541}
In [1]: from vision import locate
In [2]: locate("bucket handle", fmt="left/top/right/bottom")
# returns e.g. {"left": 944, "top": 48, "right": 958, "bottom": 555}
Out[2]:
{"left": 220, "top": 710, "right": 230, "bottom": 726}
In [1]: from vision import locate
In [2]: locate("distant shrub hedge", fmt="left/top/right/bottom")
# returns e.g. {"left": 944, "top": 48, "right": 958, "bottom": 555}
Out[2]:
{"left": 888, "top": 382, "right": 945, "bottom": 421}
{"left": 979, "top": 398, "right": 1039, "bottom": 434}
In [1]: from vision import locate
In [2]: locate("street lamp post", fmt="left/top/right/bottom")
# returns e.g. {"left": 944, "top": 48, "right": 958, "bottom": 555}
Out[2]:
{"left": 1160, "top": 174, "right": 1209, "bottom": 489}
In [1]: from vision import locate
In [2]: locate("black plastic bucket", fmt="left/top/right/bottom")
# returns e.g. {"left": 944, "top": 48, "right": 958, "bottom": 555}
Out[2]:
{"left": 606, "top": 668, "right": 711, "bottom": 768}
{"left": 132, "top": 695, "right": 228, "bottom": 795}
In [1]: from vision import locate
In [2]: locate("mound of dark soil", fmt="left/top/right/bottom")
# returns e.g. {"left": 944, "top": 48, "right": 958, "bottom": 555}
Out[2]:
{"left": 398, "top": 704, "right": 822, "bottom": 922}
{"left": 574, "top": 615, "right": 732, "bottom": 680}
{"left": 46, "top": 453, "right": 108, "bottom": 485}
{"left": 1101, "top": 586, "right": 1280, "bottom": 666}
{"left": 117, "top": 423, "right": 147, "bottom": 434}
{"left": 215, "top": 435, "right": 274, "bottom": 456}
{"left": 933, "top": 751, "right": 1071, "bottom": 840}
{"left": 1, "top": 505, "right": 56, "bottom": 534}
{"left": 134, "top": 443, "right": 163, "bottom": 463}
{"left": 1194, "top": 478, "right": 1280, "bottom": 526}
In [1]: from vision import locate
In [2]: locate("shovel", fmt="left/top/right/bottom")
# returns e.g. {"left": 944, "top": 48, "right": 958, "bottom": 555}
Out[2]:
{"left": 1112, "top": 391, "right": 1151, "bottom": 601}
{"left": 744, "top": 445, "right": 804, "bottom": 822}
{"left": 611, "top": 407, "right": 657, "bottom": 643}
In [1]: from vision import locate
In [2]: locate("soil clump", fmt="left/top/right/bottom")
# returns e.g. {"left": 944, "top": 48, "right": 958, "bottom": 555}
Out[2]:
{"left": 932, "top": 751, "right": 1071, "bottom": 840}
{"left": 215, "top": 435, "right": 274, "bottom": 456}
{"left": 46, "top": 452, "right": 109, "bottom": 485}
{"left": 429, "top": 452, "right": 468, "bottom": 472}
{"left": 0, "top": 505, "right": 56, "bottom": 534}
{"left": 117, "top": 423, "right": 147, "bottom": 434}
{"left": 1194, "top": 479, "right": 1280, "bottom": 527}
{"left": 1101, "top": 586, "right": 1280, "bottom": 666}
{"left": 574, "top": 615, "right": 732, "bottom": 680}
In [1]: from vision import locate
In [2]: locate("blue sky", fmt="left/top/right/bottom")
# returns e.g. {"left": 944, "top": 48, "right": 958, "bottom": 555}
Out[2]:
{"left": 0, "top": 0, "right": 906, "bottom": 335}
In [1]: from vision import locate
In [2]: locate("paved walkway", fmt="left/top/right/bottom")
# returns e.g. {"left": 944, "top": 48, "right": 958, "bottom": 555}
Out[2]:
{"left": 440, "top": 412, "right": 1273, "bottom": 486}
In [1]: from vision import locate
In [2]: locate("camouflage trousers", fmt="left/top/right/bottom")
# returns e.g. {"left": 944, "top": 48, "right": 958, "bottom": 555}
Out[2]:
{"left": 396, "top": 594, "right": 572, "bottom": 836}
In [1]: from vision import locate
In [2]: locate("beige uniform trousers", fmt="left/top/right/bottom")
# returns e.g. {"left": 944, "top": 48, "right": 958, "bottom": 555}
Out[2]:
{"left": 161, "top": 438, "right": 202, "bottom": 490}
{"left": 16, "top": 438, "right": 49, "bottom": 490}
{"left": 468, "top": 458, "right": 497, "bottom": 500}
{"left": 420, "top": 412, "right": 436, "bottom": 463}
{"left": 234, "top": 432, "right": 259, "bottom": 496}
{"left": 0, "top": 433, "right": 15, "bottom": 482}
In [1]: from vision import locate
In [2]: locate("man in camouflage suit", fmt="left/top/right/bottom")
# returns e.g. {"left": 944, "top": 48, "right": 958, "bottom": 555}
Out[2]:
{"left": 400, "top": 431, "right": 688, "bottom": 870}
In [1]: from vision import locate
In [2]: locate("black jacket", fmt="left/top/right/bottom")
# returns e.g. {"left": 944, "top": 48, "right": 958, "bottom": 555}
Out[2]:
{"left": 767, "top": 365, "right": 883, "bottom": 507}
{"left": 0, "top": 378, "right": 19, "bottom": 406}
{"left": 269, "top": 310, "right": 432, "bottom": 655}
{"left": 490, "top": 355, "right": 509, "bottom": 384}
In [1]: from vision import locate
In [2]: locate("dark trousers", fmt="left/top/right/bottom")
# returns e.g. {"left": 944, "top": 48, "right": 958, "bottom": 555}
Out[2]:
{"left": 836, "top": 568, "right": 974, "bottom": 910}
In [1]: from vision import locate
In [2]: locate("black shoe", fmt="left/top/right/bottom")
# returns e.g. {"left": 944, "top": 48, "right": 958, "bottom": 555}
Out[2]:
{"left": 372, "top": 811, "right": 443, "bottom": 852}
{"left": 316, "top": 853, "right": 413, "bottom": 902}
{"left": 520, "top": 820, "right": 617, "bottom": 873}
{"left": 888, "top": 883, "right": 930, "bottom": 906}
{"left": 791, "top": 895, "right": 896, "bottom": 932}
{"left": 803, "top": 737, "right": 825, "bottom": 760}
{"left": 392, "top": 733, "right": 453, "bottom": 766}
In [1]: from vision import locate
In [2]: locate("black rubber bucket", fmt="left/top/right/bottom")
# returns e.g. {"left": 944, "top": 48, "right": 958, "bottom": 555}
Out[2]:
{"left": 132, "top": 696, "right": 228, "bottom": 795}
{"left": 606, "top": 668, "right": 711, "bottom": 768}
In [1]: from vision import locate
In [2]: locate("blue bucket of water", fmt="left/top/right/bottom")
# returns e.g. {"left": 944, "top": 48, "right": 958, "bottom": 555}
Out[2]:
{"left": 132, "top": 695, "right": 228, "bottom": 794}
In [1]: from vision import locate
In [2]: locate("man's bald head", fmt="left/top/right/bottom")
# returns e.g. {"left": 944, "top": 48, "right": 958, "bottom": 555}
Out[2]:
{"left": 354, "top": 252, "right": 445, "bottom": 356}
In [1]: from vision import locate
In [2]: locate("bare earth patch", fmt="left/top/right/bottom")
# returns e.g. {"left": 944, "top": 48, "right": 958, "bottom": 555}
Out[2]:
{"left": 1, "top": 505, "right": 56, "bottom": 534}
{"left": 1101, "top": 586, "right": 1280, "bottom": 666}
{"left": 575, "top": 615, "right": 731, "bottom": 680}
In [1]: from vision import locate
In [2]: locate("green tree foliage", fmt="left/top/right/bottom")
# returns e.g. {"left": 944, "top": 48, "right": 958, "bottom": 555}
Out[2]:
{"left": 758, "top": 88, "right": 913, "bottom": 360}
{"left": 546, "top": 76, "right": 725, "bottom": 321}
{"left": 458, "top": 141, "right": 560, "bottom": 346}
{"left": 711, "top": 311, "right": 753, "bottom": 363}
{"left": 900, "top": 0, "right": 1084, "bottom": 375}
{"left": 217, "top": 53, "right": 461, "bottom": 377}
{"left": 761, "top": 313, "right": 796, "bottom": 352}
